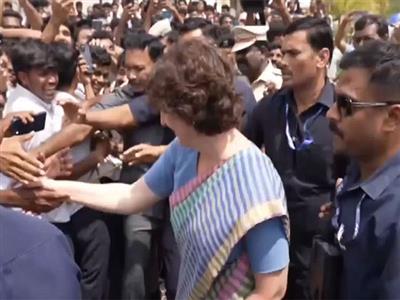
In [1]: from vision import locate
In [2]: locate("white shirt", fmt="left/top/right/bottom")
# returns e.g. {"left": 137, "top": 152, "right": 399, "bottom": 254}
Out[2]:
{"left": 1, "top": 85, "right": 81, "bottom": 223}
{"left": 54, "top": 91, "right": 122, "bottom": 183}
{"left": 252, "top": 62, "right": 283, "bottom": 101}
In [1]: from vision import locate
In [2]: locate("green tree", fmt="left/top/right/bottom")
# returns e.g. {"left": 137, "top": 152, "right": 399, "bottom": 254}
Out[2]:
{"left": 329, "top": 0, "right": 389, "bottom": 17}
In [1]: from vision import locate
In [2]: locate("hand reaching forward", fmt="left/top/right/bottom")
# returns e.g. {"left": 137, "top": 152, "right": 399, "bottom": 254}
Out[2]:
{"left": 0, "top": 133, "right": 45, "bottom": 184}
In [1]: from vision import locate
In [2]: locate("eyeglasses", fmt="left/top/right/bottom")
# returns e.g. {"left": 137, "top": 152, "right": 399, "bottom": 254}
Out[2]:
{"left": 336, "top": 94, "right": 400, "bottom": 117}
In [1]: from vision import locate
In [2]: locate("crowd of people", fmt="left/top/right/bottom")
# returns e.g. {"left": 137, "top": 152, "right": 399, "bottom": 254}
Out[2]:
{"left": 1, "top": 0, "right": 400, "bottom": 299}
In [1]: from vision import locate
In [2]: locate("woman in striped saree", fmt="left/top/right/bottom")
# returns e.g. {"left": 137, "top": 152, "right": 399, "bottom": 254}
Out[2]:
{"left": 41, "top": 38, "right": 290, "bottom": 299}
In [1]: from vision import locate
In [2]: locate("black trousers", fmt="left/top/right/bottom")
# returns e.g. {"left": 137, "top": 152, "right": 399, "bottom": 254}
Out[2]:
{"left": 285, "top": 243, "right": 313, "bottom": 300}
{"left": 160, "top": 220, "right": 180, "bottom": 300}
{"left": 54, "top": 208, "right": 111, "bottom": 300}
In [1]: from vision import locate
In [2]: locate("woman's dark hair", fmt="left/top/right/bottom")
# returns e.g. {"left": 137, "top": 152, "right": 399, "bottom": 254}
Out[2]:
{"left": 354, "top": 14, "right": 389, "bottom": 39}
{"left": 148, "top": 38, "right": 242, "bottom": 136}
{"left": 123, "top": 32, "right": 164, "bottom": 62}
{"left": 285, "top": 16, "right": 333, "bottom": 62}
{"left": 52, "top": 42, "right": 78, "bottom": 90}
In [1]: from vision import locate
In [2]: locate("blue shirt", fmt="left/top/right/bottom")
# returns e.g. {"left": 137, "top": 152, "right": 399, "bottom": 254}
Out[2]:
{"left": 336, "top": 150, "right": 400, "bottom": 298}
{"left": 0, "top": 206, "right": 81, "bottom": 299}
{"left": 145, "top": 139, "right": 289, "bottom": 274}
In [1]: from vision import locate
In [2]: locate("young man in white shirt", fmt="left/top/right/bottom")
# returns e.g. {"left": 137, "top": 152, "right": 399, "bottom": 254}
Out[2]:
{"left": 3, "top": 39, "right": 110, "bottom": 299}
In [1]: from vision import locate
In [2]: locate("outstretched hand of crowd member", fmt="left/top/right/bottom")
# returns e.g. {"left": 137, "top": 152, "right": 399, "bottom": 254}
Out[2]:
{"left": 0, "top": 111, "right": 36, "bottom": 138}
{"left": 12, "top": 186, "right": 67, "bottom": 214}
{"left": 0, "top": 66, "right": 7, "bottom": 94}
{"left": 93, "top": 132, "right": 112, "bottom": 162}
{"left": 0, "top": 133, "right": 45, "bottom": 184}
{"left": 52, "top": 0, "right": 74, "bottom": 23}
{"left": 263, "top": 81, "right": 278, "bottom": 97}
{"left": 392, "top": 25, "right": 400, "bottom": 44}
{"left": 89, "top": 39, "right": 124, "bottom": 65}
{"left": 42, "top": 148, "right": 73, "bottom": 179}
{"left": 121, "top": 3, "right": 139, "bottom": 22}
{"left": 318, "top": 202, "right": 334, "bottom": 220}
{"left": 121, "top": 144, "right": 167, "bottom": 166}
{"left": 59, "top": 100, "right": 87, "bottom": 124}
{"left": 77, "top": 55, "right": 92, "bottom": 86}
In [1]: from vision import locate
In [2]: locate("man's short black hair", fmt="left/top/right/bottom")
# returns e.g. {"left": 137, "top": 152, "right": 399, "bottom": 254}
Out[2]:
{"left": 267, "top": 41, "right": 281, "bottom": 51}
{"left": 285, "top": 17, "right": 334, "bottom": 62}
{"left": 74, "top": 22, "right": 93, "bottom": 42}
{"left": 52, "top": 42, "right": 78, "bottom": 90}
{"left": 91, "top": 30, "right": 113, "bottom": 42}
{"left": 2, "top": 9, "right": 23, "bottom": 20}
{"left": 202, "top": 25, "right": 234, "bottom": 49}
{"left": 166, "top": 30, "right": 180, "bottom": 45}
{"left": 93, "top": 4, "right": 102, "bottom": 10}
{"left": 90, "top": 46, "right": 112, "bottom": 66}
{"left": 221, "top": 4, "right": 230, "bottom": 10}
{"left": 267, "top": 22, "right": 286, "bottom": 42}
{"left": 219, "top": 14, "right": 234, "bottom": 26}
{"left": 76, "top": 1, "right": 83, "bottom": 7}
{"left": 354, "top": 14, "right": 389, "bottom": 39}
{"left": 103, "top": 3, "right": 112, "bottom": 8}
{"left": 179, "top": 17, "right": 210, "bottom": 34}
{"left": 123, "top": 32, "right": 164, "bottom": 62}
{"left": 9, "top": 39, "right": 57, "bottom": 74}
{"left": 340, "top": 41, "right": 400, "bottom": 101}
{"left": 205, "top": 5, "right": 214, "bottom": 12}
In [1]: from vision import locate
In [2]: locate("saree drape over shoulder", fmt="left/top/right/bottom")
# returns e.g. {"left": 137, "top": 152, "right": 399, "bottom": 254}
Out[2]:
{"left": 169, "top": 147, "right": 289, "bottom": 300}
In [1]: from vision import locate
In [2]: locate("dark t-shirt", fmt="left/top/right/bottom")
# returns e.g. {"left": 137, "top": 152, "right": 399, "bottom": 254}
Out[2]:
{"left": 0, "top": 206, "right": 81, "bottom": 299}
{"left": 97, "top": 85, "right": 174, "bottom": 221}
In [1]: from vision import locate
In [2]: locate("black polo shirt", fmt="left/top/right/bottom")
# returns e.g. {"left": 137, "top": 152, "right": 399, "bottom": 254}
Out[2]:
{"left": 335, "top": 150, "right": 400, "bottom": 298}
{"left": 97, "top": 85, "right": 174, "bottom": 225}
{"left": 245, "top": 83, "right": 337, "bottom": 244}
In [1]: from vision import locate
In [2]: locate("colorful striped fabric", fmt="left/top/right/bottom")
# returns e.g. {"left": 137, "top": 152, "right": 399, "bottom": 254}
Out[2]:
{"left": 169, "top": 146, "right": 289, "bottom": 300}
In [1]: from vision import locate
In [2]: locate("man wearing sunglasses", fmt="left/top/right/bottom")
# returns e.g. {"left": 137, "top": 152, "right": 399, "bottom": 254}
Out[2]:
{"left": 245, "top": 17, "right": 341, "bottom": 299}
{"left": 327, "top": 41, "right": 400, "bottom": 298}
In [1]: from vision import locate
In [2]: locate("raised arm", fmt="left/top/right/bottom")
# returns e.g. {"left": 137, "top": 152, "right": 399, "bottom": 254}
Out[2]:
{"left": 272, "top": 0, "right": 292, "bottom": 27}
{"left": 0, "top": 27, "right": 42, "bottom": 39}
{"left": 41, "top": 176, "right": 160, "bottom": 215}
{"left": 335, "top": 13, "right": 354, "bottom": 54}
{"left": 85, "top": 104, "right": 136, "bottom": 129}
{"left": 41, "top": 0, "right": 74, "bottom": 43}
{"left": 31, "top": 123, "right": 94, "bottom": 158}
{"left": 18, "top": 0, "right": 43, "bottom": 30}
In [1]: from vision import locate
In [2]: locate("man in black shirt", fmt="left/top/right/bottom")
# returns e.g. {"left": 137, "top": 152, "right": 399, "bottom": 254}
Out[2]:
{"left": 246, "top": 17, "right": 336, "bottom": 299}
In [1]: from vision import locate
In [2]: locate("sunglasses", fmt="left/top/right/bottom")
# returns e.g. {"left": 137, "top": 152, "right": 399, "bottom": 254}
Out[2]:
{"left": 336, "top": 94, "right": 400, "bottom": 117}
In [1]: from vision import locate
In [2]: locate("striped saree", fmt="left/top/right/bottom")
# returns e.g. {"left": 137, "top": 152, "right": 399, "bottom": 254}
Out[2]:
{"left": 169, "top": 146, "right": 289, "bottom": 300}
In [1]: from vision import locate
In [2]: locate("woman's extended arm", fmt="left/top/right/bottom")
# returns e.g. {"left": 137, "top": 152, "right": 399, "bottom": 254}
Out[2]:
{"left": 41, "top": 177, "right": 160, "bottom": 215}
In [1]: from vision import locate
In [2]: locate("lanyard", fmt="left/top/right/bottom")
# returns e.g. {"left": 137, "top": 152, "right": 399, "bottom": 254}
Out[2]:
{"left": 336, "top": 194, "right": 366, "bottom": 250}
{"left": 285, "top": 103, "right": 324, "bottom": 150}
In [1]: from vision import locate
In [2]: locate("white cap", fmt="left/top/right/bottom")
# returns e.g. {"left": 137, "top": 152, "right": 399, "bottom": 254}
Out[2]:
{"left": 232, "top": 25, "right": 269, "bottom": 52}
{"left": 149, "top": 19, "right": 172, "bottom": 38}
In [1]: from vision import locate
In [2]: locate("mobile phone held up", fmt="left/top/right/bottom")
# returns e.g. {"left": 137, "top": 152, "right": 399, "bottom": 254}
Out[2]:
{"left": 10, "top": 112, "right": 46, "bottom": 136}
